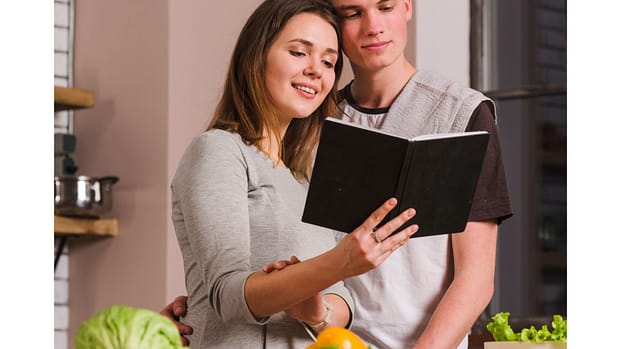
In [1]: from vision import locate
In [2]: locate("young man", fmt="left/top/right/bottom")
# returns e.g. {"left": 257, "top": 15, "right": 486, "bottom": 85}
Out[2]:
{"left": 328, "top": 1, "right": 512, "bottom": 348}
{"left": 163, "top": 1, "right": 512, "bottom": 348}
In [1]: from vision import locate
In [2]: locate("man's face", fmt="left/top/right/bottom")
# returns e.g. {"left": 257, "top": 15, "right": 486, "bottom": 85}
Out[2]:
{"left": 332, "top": 0, "right": 412, "bottom": 72}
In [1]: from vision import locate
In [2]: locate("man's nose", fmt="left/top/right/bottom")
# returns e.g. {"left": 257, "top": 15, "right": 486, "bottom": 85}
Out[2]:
{"left": 363, "top": 11, "right": 384, "bottom": 36}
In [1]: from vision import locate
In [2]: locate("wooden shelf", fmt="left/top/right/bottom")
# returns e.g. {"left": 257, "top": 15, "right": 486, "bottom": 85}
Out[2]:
{"left": 54, "top": 86, "right": 95, "bottom": 111}
{"left": 54, "top": 215, "right": 118, "bottom": 237}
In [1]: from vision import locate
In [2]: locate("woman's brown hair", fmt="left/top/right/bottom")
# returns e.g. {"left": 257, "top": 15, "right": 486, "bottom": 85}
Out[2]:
{"left": 207, "top": 0, "right": 343, "bottom": 181}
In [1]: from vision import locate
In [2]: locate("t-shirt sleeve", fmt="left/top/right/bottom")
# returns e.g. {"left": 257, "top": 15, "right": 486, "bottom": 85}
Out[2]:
{"left": 466, "top": 101, "right": 513, "bottom": 224}
{"left": 172, "top": 132, "right": 265, "bottom": 324}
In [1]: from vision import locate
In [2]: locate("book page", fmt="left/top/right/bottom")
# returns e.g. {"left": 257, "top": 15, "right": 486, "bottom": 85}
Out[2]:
{"left": 412, "top": 130, "right": 488, "bottom": 141}
{"left": 326, "top": 117, "right": 408, "bottom": 140}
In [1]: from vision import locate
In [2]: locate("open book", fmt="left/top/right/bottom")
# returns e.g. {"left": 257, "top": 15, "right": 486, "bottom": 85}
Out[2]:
{"left": 302, "top": 117, "right": 490, "bottom": 238}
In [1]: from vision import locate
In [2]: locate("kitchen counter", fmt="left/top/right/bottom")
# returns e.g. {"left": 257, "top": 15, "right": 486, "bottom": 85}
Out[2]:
{"left": 469, "top": 315, "right": 564, "bottom": 349}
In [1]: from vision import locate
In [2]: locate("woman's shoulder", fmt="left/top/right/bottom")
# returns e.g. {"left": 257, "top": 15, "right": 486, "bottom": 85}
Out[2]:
{"left": 193, "top": 128, "right": 243, "bottom": 147}
{"left": 177, "top": 129, "right": 246, "bottom": 167}
{"left": 183, "top": 128, "right": 250, "bottom": 157}
{"left": 173, "top": 130, "right": 249, "bottom": 186}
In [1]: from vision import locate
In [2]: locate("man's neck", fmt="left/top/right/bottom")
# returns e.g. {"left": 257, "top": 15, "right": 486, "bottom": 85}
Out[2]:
{"left": 349, "top": 59, "right": 416, "bottom": 109}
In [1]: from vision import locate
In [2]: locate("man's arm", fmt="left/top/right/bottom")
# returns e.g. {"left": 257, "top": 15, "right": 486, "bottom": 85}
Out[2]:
{"left": 412, "top": 220, "right": 498, "bottom": 349}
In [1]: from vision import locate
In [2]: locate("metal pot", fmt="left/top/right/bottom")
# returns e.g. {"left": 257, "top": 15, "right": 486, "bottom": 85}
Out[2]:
{"left": 54, "top": 175, "right": 120, "bottom": 218}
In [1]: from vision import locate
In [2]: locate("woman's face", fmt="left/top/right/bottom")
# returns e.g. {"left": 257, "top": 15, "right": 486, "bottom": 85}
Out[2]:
{"left": 265, "top": 12, "right": 339, "bottom": 123}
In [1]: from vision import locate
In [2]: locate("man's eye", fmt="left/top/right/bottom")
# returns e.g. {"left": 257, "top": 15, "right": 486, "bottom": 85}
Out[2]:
{"left": 380, "top": 6, "right": 393, "bottom": 12}
{"left": 340, "top": 11, "right": 360, "bottom": 19}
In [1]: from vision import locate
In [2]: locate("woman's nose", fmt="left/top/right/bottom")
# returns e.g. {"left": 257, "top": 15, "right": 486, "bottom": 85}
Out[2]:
{"left": 304, "top": 59, "right": 323, "bottom": 78}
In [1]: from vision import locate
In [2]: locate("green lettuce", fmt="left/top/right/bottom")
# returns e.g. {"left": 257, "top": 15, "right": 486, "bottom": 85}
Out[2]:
{"left": 486, "top": 312, "right": 567, "bottom": 343}
{"left": 75, "top": 304, "right": 187, "bottom": 349}
{"left": 486, "top": 312, "right": 516, "bottom": 341}
{"left": 550, "top": 314, "right": 568, "bottom": 342}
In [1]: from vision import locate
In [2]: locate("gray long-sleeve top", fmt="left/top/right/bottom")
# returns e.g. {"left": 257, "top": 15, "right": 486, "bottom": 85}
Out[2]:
{"left": 171, "top": 129, "right": 353, "bottom": 348}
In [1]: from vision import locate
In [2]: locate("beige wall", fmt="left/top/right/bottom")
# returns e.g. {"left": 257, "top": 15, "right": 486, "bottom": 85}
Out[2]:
{"left": 68, "top": 0, "right": 468, "bottom": 345}
{"left": 413, "top": 0, "right": 470, "bottom": 85}
{"left": 70, "top": 0, "right": 170, "bottom": 344}
{"left": 166, "top": 0, "right": 263, "bottom": 303}
{"left": 69, "top": 0, "right": 265, "bottom": 345}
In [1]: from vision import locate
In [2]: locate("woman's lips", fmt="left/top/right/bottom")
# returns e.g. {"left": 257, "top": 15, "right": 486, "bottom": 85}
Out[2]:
{"left": 293, "top": 83, "right": 319, "bottom": 99}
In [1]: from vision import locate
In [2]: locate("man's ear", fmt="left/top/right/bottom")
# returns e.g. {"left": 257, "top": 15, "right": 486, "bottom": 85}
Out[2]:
{"left": 404, "top": 0, "right": 413, "bottom": 21}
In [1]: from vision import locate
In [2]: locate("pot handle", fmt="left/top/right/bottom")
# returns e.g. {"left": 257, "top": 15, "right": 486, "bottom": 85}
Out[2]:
{"left": 98, "top": 176, "right": 120, "bottom": 184}
{"left": 92, "top": 180, "right": 101, "bottom": 202}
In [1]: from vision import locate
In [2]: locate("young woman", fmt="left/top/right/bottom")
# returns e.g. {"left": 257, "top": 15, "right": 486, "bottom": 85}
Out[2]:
{"left": 170, "top": 0, "right": 418, "bottom": 347}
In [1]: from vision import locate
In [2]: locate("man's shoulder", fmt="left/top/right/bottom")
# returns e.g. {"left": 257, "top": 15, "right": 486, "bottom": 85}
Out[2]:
{"left": 411, "top": 70, "right": 486, "bottom": 101}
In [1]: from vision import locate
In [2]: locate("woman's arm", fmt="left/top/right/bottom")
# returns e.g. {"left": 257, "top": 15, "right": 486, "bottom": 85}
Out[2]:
{"left": 244, "top": 198, "right": 417, "bottom": 321}
{"left": 174, "top": 133, "right": 257, "bottom": 323}
{"left": 176, "top": 132, "right": 417, "bottom": 325}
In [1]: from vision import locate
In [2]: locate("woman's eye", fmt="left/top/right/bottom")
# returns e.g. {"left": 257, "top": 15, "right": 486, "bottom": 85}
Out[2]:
{"left": 323, "top": 60, "right": 335, "bottom": 69}
{"left": 289, "top": 50, "right": 306, "bottom": 57}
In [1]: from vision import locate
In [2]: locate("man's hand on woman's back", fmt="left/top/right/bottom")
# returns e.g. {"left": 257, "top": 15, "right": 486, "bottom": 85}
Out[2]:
{"left": 160, "top": 295, "right": 193, "bottom": 346}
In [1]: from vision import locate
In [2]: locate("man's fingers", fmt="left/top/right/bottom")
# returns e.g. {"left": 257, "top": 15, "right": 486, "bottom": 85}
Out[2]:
{"left": 159, "top": 296, "right": 192, "bottom": 345}
{"left": 172, "top": 295, "right": 188, "bottom": 317}
{"left": 177, "top": 322, "right": 193, "bottom": 335}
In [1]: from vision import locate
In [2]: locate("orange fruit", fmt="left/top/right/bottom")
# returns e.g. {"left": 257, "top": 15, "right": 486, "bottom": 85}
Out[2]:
{"left": 306, "top": 327, "right": 369, "bottom": 349}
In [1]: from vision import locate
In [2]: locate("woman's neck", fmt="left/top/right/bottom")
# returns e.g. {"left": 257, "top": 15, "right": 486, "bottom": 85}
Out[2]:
{"left": 260, "top": 119, "right": 290, "bottom": 167}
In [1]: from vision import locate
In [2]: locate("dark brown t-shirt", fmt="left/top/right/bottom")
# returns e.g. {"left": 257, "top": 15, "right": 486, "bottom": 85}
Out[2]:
{"left": 465, "top": 101, "right": 513, "bottom": 224}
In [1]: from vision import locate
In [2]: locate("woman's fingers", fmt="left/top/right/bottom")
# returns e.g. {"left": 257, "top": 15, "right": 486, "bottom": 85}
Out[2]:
{"left": 262, "top": 260, "right": 289, "bottom": 273}
{"left": 337, "top": 198, "right": 418, "bottom": 277}
{"left": 358, "top": 197, "right": 417, "bottom": 243}
{"left": 375, "top": 207, "right": 416, "bottom": 241}
{"left": 379, "top": 223, "right": 418, "bottom": 254}
{"left": 359, "top": 198, "right": 398, "bottom": 233}
{"left": 262, "top": 255, "right": 301, "bottom": 273}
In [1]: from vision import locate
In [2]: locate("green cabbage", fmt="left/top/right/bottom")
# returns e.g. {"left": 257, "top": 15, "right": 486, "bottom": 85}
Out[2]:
{"left": 75, "top": 304, "right": 187, "bottom": 349}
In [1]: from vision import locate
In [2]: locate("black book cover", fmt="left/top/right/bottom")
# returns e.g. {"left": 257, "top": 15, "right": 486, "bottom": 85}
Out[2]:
{"left": 302, "top": 117, "right": 490, "bottom": 238}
